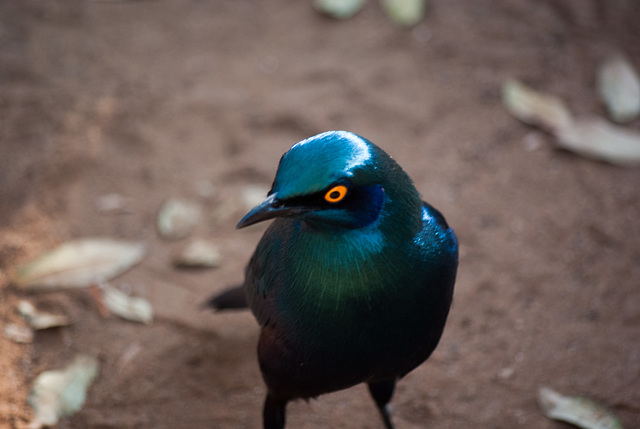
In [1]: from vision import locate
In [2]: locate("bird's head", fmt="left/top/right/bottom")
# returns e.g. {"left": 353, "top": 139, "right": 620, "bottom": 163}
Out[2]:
{"left": 237, "top": 131, "right": 421, "bottom": 231}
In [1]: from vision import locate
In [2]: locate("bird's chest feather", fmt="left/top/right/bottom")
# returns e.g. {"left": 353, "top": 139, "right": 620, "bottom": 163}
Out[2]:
{"left": 259, "top": 220, "right": 430, "bottom": 346}
{"left": 285, "top": 224, "right": 390, "bottom": 310}
{"left": 248, "top": 217, "right": 454, "bottom": 392}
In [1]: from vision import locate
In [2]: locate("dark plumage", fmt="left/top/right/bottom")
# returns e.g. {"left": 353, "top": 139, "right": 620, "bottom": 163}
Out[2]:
{"left": 210, "top": 131, "right": 458, "bottom": 429}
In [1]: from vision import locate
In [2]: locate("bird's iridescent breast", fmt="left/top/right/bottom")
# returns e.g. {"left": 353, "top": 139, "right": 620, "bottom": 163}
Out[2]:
{"left": 245, "top": 201, "right": 457, "bottom": 380}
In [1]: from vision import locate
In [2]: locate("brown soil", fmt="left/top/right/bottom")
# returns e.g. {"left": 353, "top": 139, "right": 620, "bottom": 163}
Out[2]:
{"left": 1, "top": 1, "right": 639, "bottom": 428}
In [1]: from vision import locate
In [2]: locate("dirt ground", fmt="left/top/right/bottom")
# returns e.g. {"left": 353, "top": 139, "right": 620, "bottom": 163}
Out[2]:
{"left": 1, "top": 1, "right": 639, "bottom": 428}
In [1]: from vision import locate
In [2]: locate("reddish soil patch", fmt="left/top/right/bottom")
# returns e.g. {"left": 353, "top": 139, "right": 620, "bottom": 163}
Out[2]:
{"left": 1, "top": 1, "right": 639, "bottom": 428}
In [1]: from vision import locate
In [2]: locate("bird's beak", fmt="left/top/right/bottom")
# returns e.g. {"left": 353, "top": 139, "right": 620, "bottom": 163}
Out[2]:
{"left": 237, "top": 193, "right": 300, "bottom": 229}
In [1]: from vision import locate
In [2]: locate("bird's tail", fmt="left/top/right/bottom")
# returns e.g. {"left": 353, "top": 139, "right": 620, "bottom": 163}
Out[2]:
{"left": 203, "top": 286, "right": 248, "bottom": 311}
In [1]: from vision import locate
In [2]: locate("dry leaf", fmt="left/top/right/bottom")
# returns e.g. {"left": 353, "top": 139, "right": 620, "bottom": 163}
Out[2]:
{"left": 173, "top": 238, "right": 221, "bottom": 268}
{"left": 598, "top": 54, "right": 640, "bottom": 123}
{"left": 556, "top": 117, "right": 640, "bottom": 166}
{"left": 18, "top": 300, "right": 73, "bottom": 330}
{"left": 14, "top": 239, "right": 146, "bottom": 291}
{"left": 314, "top": 0, "right": 367, "bottom": 19}
{"left": 157, "top": 199, "right": 202, "bottom": 240}
{"left": 538, "top": 387, "right": 623, "bottom": 429}
{"left": 503, "top": 79, "right": 640, "bottom": 166}
{"left": 502, "top": 79, "right": 573, "bottom": 132}
{"left": 28, "top": 355, "right": 99, "bottom": 428}
{"left": 101, "top": 283, "right": 153, "bottom": 324}
{"left": 381, "top": 0, "right": 426, "bottom": 27}
{"left": 4, "top": 323, "right": 33, "bottom": 343}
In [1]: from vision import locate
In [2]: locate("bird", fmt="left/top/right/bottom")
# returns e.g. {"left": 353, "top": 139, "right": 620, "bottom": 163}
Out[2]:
{"left": 209, "top": 130, "right": 458, "bottom": 429}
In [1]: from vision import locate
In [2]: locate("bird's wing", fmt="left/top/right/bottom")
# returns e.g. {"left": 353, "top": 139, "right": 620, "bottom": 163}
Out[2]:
{"left": 422, "top": 201, "right": 451, "bottom": 231}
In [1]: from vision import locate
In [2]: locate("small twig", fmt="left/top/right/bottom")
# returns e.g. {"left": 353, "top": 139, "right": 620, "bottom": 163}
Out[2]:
{"left": 88, "top": 284, "right": 110, "bottom": 318}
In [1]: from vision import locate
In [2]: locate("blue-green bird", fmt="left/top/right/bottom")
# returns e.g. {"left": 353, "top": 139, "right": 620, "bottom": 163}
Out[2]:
{"left": 210, "top": 131, "right": 458, "bottom": 429}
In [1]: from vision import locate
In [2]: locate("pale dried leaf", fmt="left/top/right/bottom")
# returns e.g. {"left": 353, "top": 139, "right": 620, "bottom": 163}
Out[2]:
{"left": 382, "top": 0, "right": 426, "bottom": 27}
{"left": 314, "top": 0, "right": 367, "bottom": 19}
{"left": 598, "top": 54, "right": 640, "bottom": 123}
{"left": 502, "top": 79, "right": 573, "bottom": 132}
{"left": 538, "top": 387, "right": 623, "bottom": 429}
{"left": 4, "top": 323, "right": 33, "bottom": 343}
{"left": 556, "top": 117, "right": 640, "bottom": 166}
{"left": 28, "top": 355, "right": 99, "bottom": 427}
{"left": 157, "top": 198, "right": 202, "bottom": 240}
{"left": 14, "top": 239, "right": 146, "bottom": 291}
{"left": 101, "top": 283, "right": 153, "bottom": 324}
{"left": 173, "top": 238, "right": 221, "bottom": 268}
{"left": 18, "top": 300, "right": 73, "bottom": 330}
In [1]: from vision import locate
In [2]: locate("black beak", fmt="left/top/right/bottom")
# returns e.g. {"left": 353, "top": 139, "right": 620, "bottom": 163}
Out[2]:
{"left": 236, "top": 193, "right": 302, "bottom": 229}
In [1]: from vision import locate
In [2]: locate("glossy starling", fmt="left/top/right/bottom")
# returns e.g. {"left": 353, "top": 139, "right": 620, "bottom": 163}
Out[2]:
{"left": 211, "top": 131, "right": 458, "bottom": 429}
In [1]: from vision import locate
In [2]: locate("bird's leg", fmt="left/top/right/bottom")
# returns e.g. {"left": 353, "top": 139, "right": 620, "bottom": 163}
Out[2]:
{"left": 263, "top": 392, "right": 287, "bottom": 429}
{"left": 368, "top": 379, "right": 397, "bottom": 429}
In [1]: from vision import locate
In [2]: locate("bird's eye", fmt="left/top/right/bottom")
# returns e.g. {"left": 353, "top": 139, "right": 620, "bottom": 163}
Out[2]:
{"left": 324, "top": 185, "right": 348, "bottom": 203}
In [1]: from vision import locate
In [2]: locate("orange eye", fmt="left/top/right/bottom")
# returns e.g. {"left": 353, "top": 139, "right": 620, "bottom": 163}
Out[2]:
{"left": 324, "top": 185, "right": 348, "bottom": 203}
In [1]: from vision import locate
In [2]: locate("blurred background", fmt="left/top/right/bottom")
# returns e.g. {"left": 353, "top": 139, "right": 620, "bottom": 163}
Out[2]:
{"left": 1, "top": 1, "right": 639, "bottom": 428}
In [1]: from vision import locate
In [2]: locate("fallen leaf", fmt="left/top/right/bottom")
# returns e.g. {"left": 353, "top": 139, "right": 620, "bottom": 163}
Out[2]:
{"left": 381, "top": 0, "right": 426, "bottom": 27}
{"left": 157, "top": 198, "right": 202, "bottom": 240}
{"left": 502, "top": 79, "right": 573, "bottom": 132}
{"left": 597, "top": 54, "right": 640, "bottom": 123}
{"left": 4, "top": 323, "right": 33, "bottom": 343}
{"left": 28, "top": 355, "right": 99, "bottom": 428}
{"left": 101, "top": 283, "right": 153, "bottom": 324}
{"left": 173, "top": 238, "right": 221, "bottom": 268}
{"left": 556, "top": 117, "right": 640, "bottom": 166}
{"left": 538, "top": 387, "right": 623, "bottom": 429}
{"left": 503, "top": 79, "right": 640, "bottom": 166}
{"left": 18, "top": 300, "right": 73, "bottom": 330}
{"left": 14, "top": 239, "right": 146, "bottom": 291}
{"left": 314, "top": 0, "right": 367, "bottom": 19}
